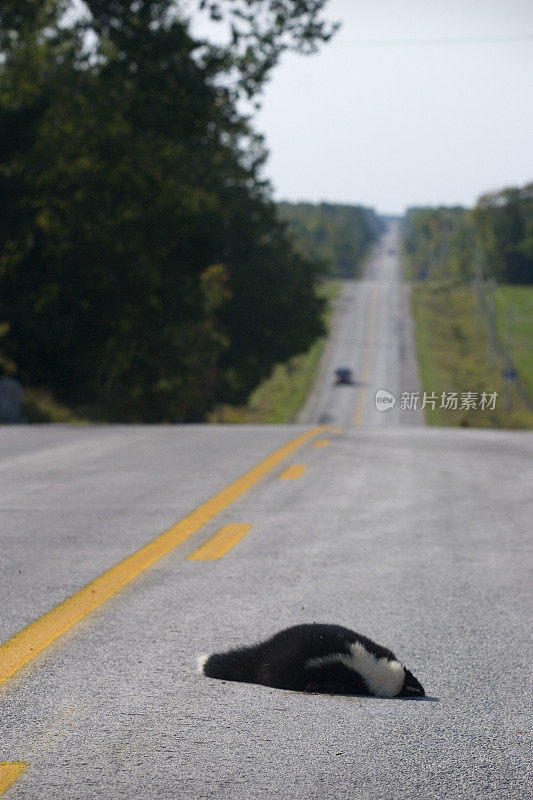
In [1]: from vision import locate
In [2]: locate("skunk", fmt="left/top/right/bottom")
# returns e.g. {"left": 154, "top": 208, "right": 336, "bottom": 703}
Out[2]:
{"left": 198, "top": 623, "right": 425, "bottom": 698}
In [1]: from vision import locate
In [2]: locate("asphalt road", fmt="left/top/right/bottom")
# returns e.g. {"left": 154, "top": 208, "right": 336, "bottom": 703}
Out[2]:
{"left": 1, "top": 229, "right": 532, "bottom": 799}
{"left": 298, "top": 220, "right": 423, "bottom": 427}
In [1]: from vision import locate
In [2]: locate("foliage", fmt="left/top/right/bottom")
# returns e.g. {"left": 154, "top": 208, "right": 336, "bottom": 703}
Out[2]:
{"left": 402, "top": 206, "right": 476, "bottom": 281}
{"left": 208, "top": 279, "right": 340, "bottom": 423}
{"left": 473, "top": 183, "right": 533, "bottom": 284}
{"left": 194, "top": 0, "right": 340, "bottom": 102}
{"left": 403, "top": 181, "right": 533, "bottom": 285}
{"left": 277, "top": 202, "right": 381, "bottom": 278}
{"left": 0, "top": 0, "right": 337, "bottom": 421}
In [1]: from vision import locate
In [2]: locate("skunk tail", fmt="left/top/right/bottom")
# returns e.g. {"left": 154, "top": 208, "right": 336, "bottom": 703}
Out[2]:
{"left": 198, "top": 645, "right": 259, "bottom": 683}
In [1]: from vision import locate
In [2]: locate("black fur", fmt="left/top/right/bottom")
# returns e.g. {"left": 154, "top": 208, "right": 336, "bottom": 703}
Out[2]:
{"left": 201, "top": 623, "right": 425, "bottom": 697}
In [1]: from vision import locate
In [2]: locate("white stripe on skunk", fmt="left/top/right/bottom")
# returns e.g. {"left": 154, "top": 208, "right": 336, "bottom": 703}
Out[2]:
{"left": 199, "top": 623, "right": 425, "bottom": 698}
{"left": 306, "top": 642, "right": 405, "bottom": 698}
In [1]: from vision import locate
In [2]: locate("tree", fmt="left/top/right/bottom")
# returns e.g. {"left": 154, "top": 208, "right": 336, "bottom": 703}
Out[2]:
{"left": 278, "top": 202, "right": 381, "bottom": 278}
{"left": 0, "top": 0, "right": 337, "bottom": 419}
{"left": 192, "top": 0, "right": 339, "bottom": 101}
{"left": 474, "top": 184, "right": 533, "bottom": 284}
{"left": 403, "top": 206, "right": 475, "bottom": 281}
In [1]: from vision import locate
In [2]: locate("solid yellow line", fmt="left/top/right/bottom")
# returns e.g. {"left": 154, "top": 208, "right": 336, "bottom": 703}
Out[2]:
{"left": 353, "top": 286, "right": 379, "bottom": 426}
{"left": 187, "top": 523, "right": 252, "bottom": 560}
{"left": 312, "top": 439, "right": 330, "bottom": 448}
{"left": 0, "top": 426, "right": 328, "bottom": 687}
{"left": 279, "top": 464, "right": 307, "bottom": 480}
{"left": 0, "top": 763, "right": 27, "bottom": 795}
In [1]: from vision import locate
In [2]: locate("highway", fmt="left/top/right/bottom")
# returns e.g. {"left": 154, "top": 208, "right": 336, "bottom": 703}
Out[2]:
{"left": 1, "top": 228, "right": 532, "bottom": 799}
{"left": 298, "top": 220, "right": 423, "bottom": 427}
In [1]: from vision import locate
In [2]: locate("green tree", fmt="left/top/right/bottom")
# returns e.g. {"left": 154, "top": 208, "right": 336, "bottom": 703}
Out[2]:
{"left": 403, "top": 206, "right": 475, "bottom": 281}
{"left": 277, "top": 202, "right": 380, "bottom": 278}
{"left": 474, "top": 184, "right": 533, "bottom": 284}
{"left": 0, "top": 0, "right": 336, "bottom": 420}
{"left": 194, "top": 0, "right": 339, "bottom": 100}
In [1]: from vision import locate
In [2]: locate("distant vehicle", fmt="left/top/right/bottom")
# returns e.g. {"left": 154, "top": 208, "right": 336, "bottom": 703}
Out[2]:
{"left": 334, "top": 367, "right": 354, "bottom": 385}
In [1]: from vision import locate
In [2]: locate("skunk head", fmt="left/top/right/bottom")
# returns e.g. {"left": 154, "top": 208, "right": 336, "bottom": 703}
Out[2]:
{"left": 337, "top": 642, "right": 425, "bottom": 698}
{"left": 398, "top": 667, "right": 425, "bottom": 697}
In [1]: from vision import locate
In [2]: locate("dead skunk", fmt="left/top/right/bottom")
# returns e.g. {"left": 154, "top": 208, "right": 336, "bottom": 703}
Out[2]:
{"left": 198, "top": 623, "right": 425, "bottom": 698}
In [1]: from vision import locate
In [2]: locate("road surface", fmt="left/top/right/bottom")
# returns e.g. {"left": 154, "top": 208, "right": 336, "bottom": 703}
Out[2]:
{"left": 0, "top": 229, "right": 532, "bottom": 799}
{"left": 298, "top": 220, "right": 423, "bottom": 427}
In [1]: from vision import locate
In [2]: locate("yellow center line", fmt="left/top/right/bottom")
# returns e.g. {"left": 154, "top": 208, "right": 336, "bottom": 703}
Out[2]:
{"left": 187, "top": 523, "right": 251, "bottom": 560}
{"left": 353, "top": 285, "right": 379, "bottom": 426}
{"left": 278, "top": 464, "right": 307, "bottom": 480}
{"left": 0, "top": 425, "right": 328, "bottom": 688}
{"left": 0, "top": 762, "right": 27, "bottom": 796}
{"left": 312, "top": 439, "right": 330, "bottom": 448}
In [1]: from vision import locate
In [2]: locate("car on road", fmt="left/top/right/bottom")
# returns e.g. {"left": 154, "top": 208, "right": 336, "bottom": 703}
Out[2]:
{"left": 334, "top": 367, "right": 354, "bottom": 385}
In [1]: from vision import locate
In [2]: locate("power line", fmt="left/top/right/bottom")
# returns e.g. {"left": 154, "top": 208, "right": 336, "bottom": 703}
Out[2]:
{"left": 333, "top": 34, "right": 533, "bottom": 48}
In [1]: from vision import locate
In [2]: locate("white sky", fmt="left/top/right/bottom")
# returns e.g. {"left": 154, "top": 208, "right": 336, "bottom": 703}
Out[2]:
{"left": 251, "top": 0, "right": 533, "bottom": 215}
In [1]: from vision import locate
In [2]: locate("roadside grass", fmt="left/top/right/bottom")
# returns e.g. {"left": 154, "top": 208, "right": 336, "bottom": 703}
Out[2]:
{"left": 208, "top": 280, "right": 342, "bottom": 424}
{"left": 494, "top": 285, "right": 533, "bottom": 399}
{"left": 410, "top": 280, "right": 533, "bottom": 429}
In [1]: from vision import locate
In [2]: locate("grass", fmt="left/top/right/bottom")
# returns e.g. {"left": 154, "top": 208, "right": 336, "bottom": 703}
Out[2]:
{"left": 410, "top": 280, "right": 533, "bottom": 429}
{"left": 494, "top": 285, "right": 533, "bottom": 400}
{"left": 207, "top": 280, "right": 342, "bottom": 424}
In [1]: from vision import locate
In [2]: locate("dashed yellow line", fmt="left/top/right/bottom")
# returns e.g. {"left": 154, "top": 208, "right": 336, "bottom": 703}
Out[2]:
{"left": 279, "top": 464, "right": 307, "bottom": 480}
{"left": 353, "top": 285, "right": 379, "bottom": 426}
{"left": 0, "top": 763, "right": 27, "bottom": 795}
{"left": 0, "top": 425, "right": 328, "bottom": 688}
{"left": 187, "top": 523, "right": 252, "bottom": 560}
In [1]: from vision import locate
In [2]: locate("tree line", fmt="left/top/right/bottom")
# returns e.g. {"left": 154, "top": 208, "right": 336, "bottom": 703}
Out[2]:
{"left": 0, "top": 0, "right": 339, "bottom": 421}
{"left": 277, "top": 202, "right": 382, "bottom": 279}
{"left": 403, "top": 181, "right": 533, "bottom": 285}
